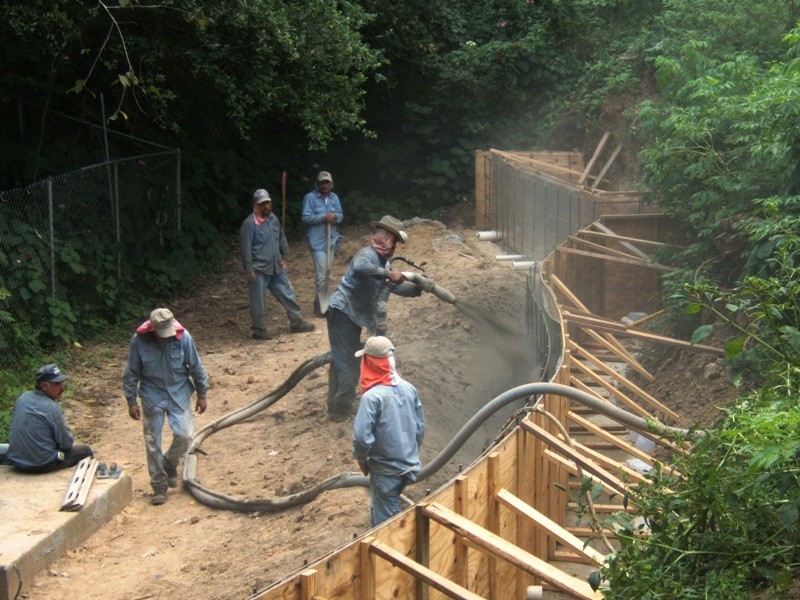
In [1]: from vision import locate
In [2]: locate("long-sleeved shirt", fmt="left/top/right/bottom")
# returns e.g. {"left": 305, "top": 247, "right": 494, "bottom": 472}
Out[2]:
{"left": 123, "top": 330, "right": 208, "bottom": 413}
{"left": 327, "top": 246, "right": 421, "bottom": 331}
{"left": 301, "top": 190, "right": 343, "bottom": 252}
{"left": 353, "top": 379, "right": 425, "bottom": 478}
{"left": 7, "top": 390, "right": 74, "bottom": 468}
{"left": 239, "top": 212, "right": 288, "bottom": 275}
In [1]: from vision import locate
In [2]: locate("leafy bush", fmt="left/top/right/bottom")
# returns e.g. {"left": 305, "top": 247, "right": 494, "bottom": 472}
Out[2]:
{"left": 602, "top": 377, "right": 800, "bottom": 598}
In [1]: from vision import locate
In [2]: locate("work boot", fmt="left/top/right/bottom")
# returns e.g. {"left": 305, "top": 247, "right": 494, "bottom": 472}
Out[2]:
{"left": 252, "top": 329, "right": 274, "bottom": 340}
{"left": 327, "top": 411, "right": 351, "bottom": 422}
{"left": 313, "top": 298, "right": 325, "bottom": 318}
{"left": 290, "top": 320, "right": 316, "bottom": 333}
{"left": 328, "top": 405, "right": 354, "bottom": 422}
{"left": 165, "top": 464, "right": 179, "bottom": 489}
{"left": 151, "top": 488, "right": 167, "bottom": 506}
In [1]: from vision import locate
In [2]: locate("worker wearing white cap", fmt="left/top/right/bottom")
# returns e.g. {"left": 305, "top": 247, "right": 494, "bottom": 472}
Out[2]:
{"left": 352, "top": 336, "right": 425, "bottom": 527}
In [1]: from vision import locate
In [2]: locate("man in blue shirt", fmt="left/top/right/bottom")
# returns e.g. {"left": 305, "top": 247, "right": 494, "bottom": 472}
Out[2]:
{"left": 302, "top": 171, "right": 343, "bottom": 316}
{"left": 326, "top": 216, "right": 422, "bottom": 421}
{"left": 6, "top": 364, "right": 93, "bottom": 473}
{"left": 240, "top": 188, "right": 315, "bottom": 339}
{"left": 123, "top": 308, "right": 209, "bottom": 505}
{"left": 352, "top": 336, "right": 425, "bottom": 526}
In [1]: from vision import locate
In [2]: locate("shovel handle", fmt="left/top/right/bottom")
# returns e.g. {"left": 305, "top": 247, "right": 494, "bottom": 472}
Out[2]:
{"left": 327, "top": 221, "right": 332, "bottom": 269}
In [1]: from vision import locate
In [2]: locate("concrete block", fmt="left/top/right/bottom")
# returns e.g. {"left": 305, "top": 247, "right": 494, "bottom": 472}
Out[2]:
{"left": 0, "top": 465, "right": 132, "bottom": 600}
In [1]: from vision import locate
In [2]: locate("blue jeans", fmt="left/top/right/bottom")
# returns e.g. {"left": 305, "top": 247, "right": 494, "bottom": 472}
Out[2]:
{"left": 310, "top": 249, "right": 332, "bottom": 297}
{"left": 369, "top": 472, "right": 410, "bottom": 527}
{"left": 142, "top": 404, "right": 193, "bottom": 491}
{"left": 326, "top": 308, "right": 362, "bottom": 414}
{"left": 248, "top": 271, "right": 304, "bottom": 332}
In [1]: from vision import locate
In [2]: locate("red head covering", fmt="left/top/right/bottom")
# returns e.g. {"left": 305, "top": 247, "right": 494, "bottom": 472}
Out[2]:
{"left": 370, "top": 229, "right": 397, "bottom": 258}
{"left": 136, "top": 318, "right": 185, "bottom": 339}
{"left": 359, "top": 354, "right": 400, "bottom": 394}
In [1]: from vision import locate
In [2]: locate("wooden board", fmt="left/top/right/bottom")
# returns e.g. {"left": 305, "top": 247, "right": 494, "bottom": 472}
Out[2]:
{"left": 423, "top": 503, "right": 602, "bottom": 600}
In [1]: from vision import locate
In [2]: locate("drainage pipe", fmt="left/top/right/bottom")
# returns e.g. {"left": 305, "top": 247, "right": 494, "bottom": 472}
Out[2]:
{"left": 496, "top": 254, "right": 525, "bottom": 261}
{"left": 511, "top": 261, "right": 538, "bottom": 270}
{"left": 476, "top": 231, "right": 502, "bottom": 241}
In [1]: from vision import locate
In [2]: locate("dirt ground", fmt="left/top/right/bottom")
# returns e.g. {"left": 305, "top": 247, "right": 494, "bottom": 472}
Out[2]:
{"left": 24, "top": 216, "right": 738, "bottom": 600}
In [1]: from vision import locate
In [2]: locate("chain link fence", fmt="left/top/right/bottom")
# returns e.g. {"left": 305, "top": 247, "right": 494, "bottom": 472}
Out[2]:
{"left": 0, "top": 150, "right": 181, "bottom": 328}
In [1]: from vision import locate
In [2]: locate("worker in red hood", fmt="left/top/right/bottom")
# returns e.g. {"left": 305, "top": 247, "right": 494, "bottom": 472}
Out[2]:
{"left": 352, "top": 336, "right": 425, "bottom": 526}
{"left": 123, "top": 308, "right": 209, "bottom": 505}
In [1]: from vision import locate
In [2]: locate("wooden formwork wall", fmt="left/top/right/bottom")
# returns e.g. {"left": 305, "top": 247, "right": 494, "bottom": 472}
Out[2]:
{"left": 475, "top": 150, "right": 586, "bottom": 231}
{"left": 475, "top": 151, "right": 492, "bottom": 230}
{"left": 254, "top": 397, "right": 574, "bottom": 600}
{"left": 541, "top": 214, "right": 670, "bottom": 342}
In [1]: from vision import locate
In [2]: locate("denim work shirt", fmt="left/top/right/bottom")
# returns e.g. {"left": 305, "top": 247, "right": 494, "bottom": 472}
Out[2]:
{"left": 239, "top": 212, "right": 288, "bottom": 275}
{"left": 123, "top": 331, "right": 209, "bottom": 413}
{"left": 7, "top": 390, "right": 74, "bottom": 468}
{"left": 327, "top": 246, "right": 421, "bottom": 331}
{"left": 353, "top": 379, "right": 425, "bottom": 478}
{"left": 301, "top": 190, "right": 343, "bottom": 252}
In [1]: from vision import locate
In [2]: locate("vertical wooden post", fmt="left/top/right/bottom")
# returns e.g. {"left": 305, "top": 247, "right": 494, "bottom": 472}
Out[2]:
{"left": 454, "top": 475, "right": 470, "bottom": 589}
{"left": 552, "top": 356, "right": 572, "bottom": 554}
{"left": 300, "top": 569, "right": 317, "bottom": 600}
{"left": 530, "top": 403, "right": 546, "bottom": 575}
{"left": 360, "top": 537, "right": 376, "bottom": 599}
{"left": 475, "top": 150, "right": 487, "bottom": 229}
{"left": 487, "top": 452, "right": 500, "bottom": 599}
{"left": 415, "top": 505, "right": 430, "bottom": 600}
{"left": 515, "top": 429, "right": 530, "bottom": 598}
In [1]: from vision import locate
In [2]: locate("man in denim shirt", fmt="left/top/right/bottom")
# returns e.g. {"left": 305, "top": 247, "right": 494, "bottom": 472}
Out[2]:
{"left": 301, "top": 171, "right": 343, "bottom": 316}
{"left": 240, "top": 188, "right": 315, "bottom": 339}
{"left": 352, "top": 336, "right": 424, "bottom": 526}
{"left": 123, "top": 308, "right": 208, "bottom": 505}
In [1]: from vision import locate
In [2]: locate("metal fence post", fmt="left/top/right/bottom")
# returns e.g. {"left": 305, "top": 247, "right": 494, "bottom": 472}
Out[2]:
{"left": 175, "top": 148, "right": 182, "bottom": 231}
{"left": 47, "top": 177, "right": 56, "bottom": 299}
{"left": 114, "top": 162, "right": 121, "bottom": 280}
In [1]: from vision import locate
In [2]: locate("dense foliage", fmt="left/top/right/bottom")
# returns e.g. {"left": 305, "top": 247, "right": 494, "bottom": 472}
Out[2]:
{"left": 589, "top": 2, "right": 800, "bottom": 597}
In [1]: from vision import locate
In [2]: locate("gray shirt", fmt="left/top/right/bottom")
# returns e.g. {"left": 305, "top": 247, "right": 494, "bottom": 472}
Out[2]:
{"left": 123, "top": 330, "right": 208, "bottom": 412}
{"left": 7, "top": 390, "right": 74, "bottom": 468}
{"left": 353, "top": 379, "right": 425, "bottom": 478}
{"left": 239, "top": 212, "right": 288, "bottom": 275}
{"left": 327, "top": 246, "right": 420, "bottom": 331}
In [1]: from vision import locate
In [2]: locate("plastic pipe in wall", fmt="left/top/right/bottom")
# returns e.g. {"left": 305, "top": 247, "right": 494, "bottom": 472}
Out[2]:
{"left": 495, "top": 254, "right": 525, "bottom": 261}
{"left": 511, "top": 261, "right": 537, "bottom": 270}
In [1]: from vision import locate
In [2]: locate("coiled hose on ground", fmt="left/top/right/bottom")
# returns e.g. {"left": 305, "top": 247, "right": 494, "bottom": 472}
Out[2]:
{"left": 183, "top": 350, "right": 696, "bottom": 513}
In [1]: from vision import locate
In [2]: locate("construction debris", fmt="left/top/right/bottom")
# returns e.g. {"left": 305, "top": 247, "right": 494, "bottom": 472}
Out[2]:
{"left": 60, "top": 457, "right": 98, "bottom": 512}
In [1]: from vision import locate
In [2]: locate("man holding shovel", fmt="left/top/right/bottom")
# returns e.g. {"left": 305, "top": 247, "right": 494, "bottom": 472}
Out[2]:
{"left": 302, "top": 171, "right": 343, "bottom": 316}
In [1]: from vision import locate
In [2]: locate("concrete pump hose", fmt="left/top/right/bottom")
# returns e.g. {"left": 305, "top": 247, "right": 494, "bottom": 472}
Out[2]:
{"left": 418, "top": 382, "right": 695, "bottom": 481}
{"left": 401, "top": 271, "right": 457, "bottom": 304}
{"left": 184, "top": 363, "right": 696, "bottom": 512}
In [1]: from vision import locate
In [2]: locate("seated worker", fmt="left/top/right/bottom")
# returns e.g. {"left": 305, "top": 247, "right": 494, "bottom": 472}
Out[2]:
{"left": 5, "top": 364, "right": 94, "bottom": 473}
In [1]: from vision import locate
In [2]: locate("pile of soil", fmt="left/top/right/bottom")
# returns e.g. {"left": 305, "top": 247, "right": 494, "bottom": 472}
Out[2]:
{"left": 25, "top": 217, "right": 737, "bottom": 600}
